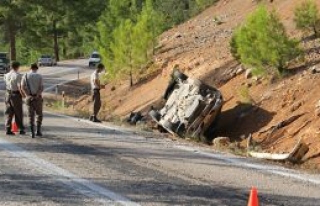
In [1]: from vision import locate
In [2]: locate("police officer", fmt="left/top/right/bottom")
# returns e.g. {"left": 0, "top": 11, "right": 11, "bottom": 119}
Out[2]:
{"left": 4, "top": 61, "right": 26, "bottom": 135}
{"left": 89, "top": 63, "right": 105, "bottom": 123}
{"left": 21, "top": 63, "right": 43, "bottom": 138}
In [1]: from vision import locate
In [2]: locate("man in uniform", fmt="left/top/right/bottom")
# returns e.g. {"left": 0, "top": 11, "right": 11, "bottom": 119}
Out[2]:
{"left": 90, "top": 63, "right": 105, "bottom": 123}
{"left": 4, "top": 61, "right": 26, "bottom": 135}
{"left": 21, "top": 63, "right": 43, "bottom": 138}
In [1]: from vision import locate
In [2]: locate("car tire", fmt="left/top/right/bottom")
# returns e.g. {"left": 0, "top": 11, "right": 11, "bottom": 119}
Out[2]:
{"left": 173, "top": 70, "right": 188, "bottom": 81}
{"left": 149, "top": 110, "right": 161, "bottom": 122}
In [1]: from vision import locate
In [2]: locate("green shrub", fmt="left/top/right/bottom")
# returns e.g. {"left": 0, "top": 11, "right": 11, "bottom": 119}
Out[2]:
{"left": 231, "top": 6, "right": 302, "bottom": 75}
{"left": 294, "top": 0, "right": 320, "bottom": 37}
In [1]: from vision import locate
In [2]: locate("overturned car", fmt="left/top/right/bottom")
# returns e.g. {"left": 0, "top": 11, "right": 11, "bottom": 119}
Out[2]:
{"left": 149, "top": 70, "right": 223, "bottom": 143}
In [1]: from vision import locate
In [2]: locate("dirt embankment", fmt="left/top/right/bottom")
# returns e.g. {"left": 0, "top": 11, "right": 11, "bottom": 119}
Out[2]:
{"left": 71, "top": 0, "right": 320, "bottom": 168}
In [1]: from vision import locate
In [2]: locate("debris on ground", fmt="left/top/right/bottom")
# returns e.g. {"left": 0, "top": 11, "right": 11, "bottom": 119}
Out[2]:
{"left": 127, "top": 112, "right": 145, "bottom": 125}
{"left": 213, "top": 136, "right": 231, "bottom": 147}
{"left": 247, "top": 135, "right": 309, "bottom": 163}
{"left": 310, "top": 66, "right": 320, "bottom": 74}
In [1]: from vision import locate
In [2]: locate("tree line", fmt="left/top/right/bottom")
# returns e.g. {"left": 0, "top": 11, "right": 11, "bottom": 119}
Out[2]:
{"left": 0, "top": 0, "right": 217, "bottom": 83}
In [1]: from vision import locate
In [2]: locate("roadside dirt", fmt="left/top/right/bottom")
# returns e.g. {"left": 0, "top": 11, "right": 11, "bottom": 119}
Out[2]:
{"left": 67, "top": 0, "right": 320, "bottom": 168}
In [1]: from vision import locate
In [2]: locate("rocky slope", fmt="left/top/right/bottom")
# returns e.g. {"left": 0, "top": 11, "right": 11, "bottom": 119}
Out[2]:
{"left": 74, "top": 0, "right": 320, "bottom": 168}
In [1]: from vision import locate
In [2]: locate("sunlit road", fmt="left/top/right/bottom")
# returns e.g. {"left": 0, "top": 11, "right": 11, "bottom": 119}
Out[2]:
{"left": 0, "top": 59, "right": 92, "bottom": 92}
{"left": 0, "top": 60, "right": 320, "bottom": 206}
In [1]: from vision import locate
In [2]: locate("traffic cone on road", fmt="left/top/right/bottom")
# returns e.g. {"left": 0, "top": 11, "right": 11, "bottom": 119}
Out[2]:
{"left": 11, "top": 119, "right": 18, "bottom": 134}
{"left": 247, "top": 187, "right": 259, "bottom": 206}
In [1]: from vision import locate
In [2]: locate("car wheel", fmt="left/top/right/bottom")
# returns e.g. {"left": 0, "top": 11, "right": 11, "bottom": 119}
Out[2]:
{"left": 173, "top": 70, "right": 188, "bottom": 81}
{"left": 149, "top": 110, "right": 161, "bottom": 122}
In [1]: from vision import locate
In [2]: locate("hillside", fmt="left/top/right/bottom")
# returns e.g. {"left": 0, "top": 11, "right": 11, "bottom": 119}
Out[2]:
{"left": 74, "top": 0, "right": 320, "bottom": 168}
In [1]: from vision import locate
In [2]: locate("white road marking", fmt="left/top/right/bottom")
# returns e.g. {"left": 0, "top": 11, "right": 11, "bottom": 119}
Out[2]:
{"left": 45, "top": 111, "right": 320, "bottom": 187}
{"left": 175, "top": 145, "right": 320, "bottom": 186}
{"left": 44, "top": 111, "right": 132, "bottom": 135}
{"left": 0, "top": 67, "right": 82, "bottom": 87}
{"left": 43, "top": 75, "right": 90, "bottom": 92}
{"left": 0, "top": 137, "right": 140, "bottom": 206}
{"left": 40, "top": 67, "right": 78, "bottom": 76}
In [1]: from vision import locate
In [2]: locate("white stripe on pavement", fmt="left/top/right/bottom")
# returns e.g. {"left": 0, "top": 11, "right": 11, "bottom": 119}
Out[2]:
{"left": 45, "top": 111, "right": 320, "bottom": 187}
{"left": 44, "top": 111, "right": 132, "bottom": 135}
{"left": 175, "top": 145, "right": 320, "bottom": 186}
{"left": 0, "top": 138, "right": 140, "bottom": 206}
{"left": 43, "top": 75, "right": 90, "bottom": 92}
{"left": 41, "top": 67, "right": 78, "bottom": 76}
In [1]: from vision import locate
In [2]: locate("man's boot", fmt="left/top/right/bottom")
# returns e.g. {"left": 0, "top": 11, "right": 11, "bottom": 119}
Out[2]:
{"left": 36, "top": 125, "right": 43, "bottom": 137}
{"left": 6, "top": 127, "right": 15, "bottom": 136}
{"left": 93, "top": 116, "right": 102, "bottom": 123}
{"left": 30, "top": 126, "right": 35, "bottom": 138}
{"left": 20, "top": 130, "right": 26, "bottom": 135}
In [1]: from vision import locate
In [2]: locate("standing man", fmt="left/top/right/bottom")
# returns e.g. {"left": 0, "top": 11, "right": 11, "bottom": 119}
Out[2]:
{"left": 21, "top": 63, "right": 43, "bottom": 138}
{"left": 90, "top": 63, "right": 105, "bottom": 123}
{"left": 4, "top": 61, "right": 26, "bottom": 135}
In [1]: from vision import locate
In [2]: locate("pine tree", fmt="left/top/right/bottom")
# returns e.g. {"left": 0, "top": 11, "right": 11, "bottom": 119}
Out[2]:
{"left": 0, "top": 0, "right": 29, "bottom": 61}
{"left": 111, "top": 19, "right": 135, "bottom": 86}
{"left": 231, "top": 6, "right": 302, "bottom": 75}
{"left": 294, "top": 0, "right": 320, "bottom": 37}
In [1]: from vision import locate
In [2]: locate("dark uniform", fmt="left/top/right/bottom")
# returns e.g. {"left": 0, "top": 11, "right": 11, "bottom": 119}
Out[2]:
{"left": 21, "top": 64, "right": 43, "bottom": 138}
{"left": 4, "top": 63, "right": 25, "bottom": 135}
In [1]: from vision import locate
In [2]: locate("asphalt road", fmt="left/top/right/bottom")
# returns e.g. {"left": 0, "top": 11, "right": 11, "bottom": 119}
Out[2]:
{"left": 0, "top": 60, "right": 320, "bottom": 206}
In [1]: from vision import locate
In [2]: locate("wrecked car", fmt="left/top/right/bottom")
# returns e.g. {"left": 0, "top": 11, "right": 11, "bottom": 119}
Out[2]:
{"left": 149, "top": 70, "right": 223, "bottom": 143}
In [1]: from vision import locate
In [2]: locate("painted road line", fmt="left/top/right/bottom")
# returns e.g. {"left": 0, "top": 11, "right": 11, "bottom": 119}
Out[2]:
{"left": 40, "top": 67, "right": 78, "bottom": 76}
{"left": 44, "top": 111, "right": 132, "bottom": 135}
{"left": 0, "top": 68, "right": 82, "bottom": 87}
{"left": 0, "top": 137, "right": 140, "bottom": 206}
{"left": 44, "top": 111, "right": 320, "bottom": 187}
{"left": 175, "top": 145, "right": 320, "bottom": 186}
{"left": 43, "top": 75, "right": 90, "bottom": 92}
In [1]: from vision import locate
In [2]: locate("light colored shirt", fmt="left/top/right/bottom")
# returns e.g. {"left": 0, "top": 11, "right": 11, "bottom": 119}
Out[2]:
{"left": 21, "top": 71, "right": 43, "bottom": 95}
{"left": 91, "top": 71, "right": 100, "bottom": 90}
{"left": 4, "top": 70, "right": 22, "bottom": 91}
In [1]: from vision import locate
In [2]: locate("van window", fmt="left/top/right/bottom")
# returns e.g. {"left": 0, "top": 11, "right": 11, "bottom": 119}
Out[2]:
{"left": 91, "top": 54, "right": 100, "bottom": 58}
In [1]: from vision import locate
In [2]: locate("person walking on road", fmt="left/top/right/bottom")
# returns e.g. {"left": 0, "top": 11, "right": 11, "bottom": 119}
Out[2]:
{"left": 4, "top": 61, "right": 26, "bottom": 135}
{"left": 21, "top": 63, "right": 44, "bottom": 138}
{"left": 90, "top": 63, "right": 105, "bottom": 123}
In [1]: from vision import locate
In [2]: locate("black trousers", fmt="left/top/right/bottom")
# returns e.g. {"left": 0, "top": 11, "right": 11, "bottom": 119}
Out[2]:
{"left": 92, "top": 89, "right": 101, "bottom": 117}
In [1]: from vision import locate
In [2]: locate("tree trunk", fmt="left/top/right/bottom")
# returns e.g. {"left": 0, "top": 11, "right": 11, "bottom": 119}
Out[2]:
{"left": 53, "top": 20, "right": 60, "bottom": 61}
{"left": 313, "top": 25, "right": 318, "bottom": 38}
{"left": 8, "top": 22, "right": 16, "bottom": 61}
{"left": 129, "top": 70, "right": 133, "bottom": 87}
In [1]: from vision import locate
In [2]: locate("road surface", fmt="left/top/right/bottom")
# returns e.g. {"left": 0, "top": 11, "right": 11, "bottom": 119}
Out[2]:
{"left": 0, "top": 60, "right": 320, "bottom": 206}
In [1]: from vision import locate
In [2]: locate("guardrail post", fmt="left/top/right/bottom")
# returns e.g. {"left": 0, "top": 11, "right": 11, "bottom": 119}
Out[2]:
{"left": 62, "top": 91, "right": 65, "bottom": 109}
{"left": 55, "top": 85, "right": 59, "bottom": 99}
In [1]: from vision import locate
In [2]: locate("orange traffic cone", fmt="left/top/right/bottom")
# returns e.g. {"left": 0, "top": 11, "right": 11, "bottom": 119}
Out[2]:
{"left": 247, "top": 187, "right": 259, "bottom": 206}
{"left": 11, "top": 119, "right": 18, "bottom": 133}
